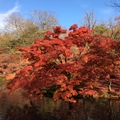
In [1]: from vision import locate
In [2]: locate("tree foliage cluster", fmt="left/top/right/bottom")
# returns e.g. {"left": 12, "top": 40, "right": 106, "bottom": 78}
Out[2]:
{"left": 82, "top": 11, "right": 120, "bottom": 41}
{"left": 0, "top": 10, "right": 120, "bottom": 54}
{"left": 0, "top": 10, "right": 58, "bottom": 53}
{"left": 7, "top": 24, "right": 120, "bottom": 103}
{"left": 0, "top": 10, "right": 119, "bottom": 54}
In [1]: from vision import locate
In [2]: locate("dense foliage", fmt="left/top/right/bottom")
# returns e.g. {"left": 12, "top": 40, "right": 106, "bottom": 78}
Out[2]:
{"left": 0, "top": 10, "right": 59, "bottom": 54}
{"left": 7, "top": 24, "right": 120, "bottom": 102}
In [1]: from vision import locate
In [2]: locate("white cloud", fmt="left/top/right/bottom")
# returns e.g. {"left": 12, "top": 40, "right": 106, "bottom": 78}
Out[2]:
{"left": 0, "top": 4, "right": 19, "bottom": 30}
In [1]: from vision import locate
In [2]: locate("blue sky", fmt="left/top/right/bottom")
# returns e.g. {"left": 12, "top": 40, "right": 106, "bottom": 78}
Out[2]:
{"left": 0, "top": 0, "right": 119, "bottom": 29}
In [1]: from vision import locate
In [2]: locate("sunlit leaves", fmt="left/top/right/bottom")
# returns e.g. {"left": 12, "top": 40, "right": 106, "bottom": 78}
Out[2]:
{"left": 7, "top": 24, "right": 120, "bottom": 103}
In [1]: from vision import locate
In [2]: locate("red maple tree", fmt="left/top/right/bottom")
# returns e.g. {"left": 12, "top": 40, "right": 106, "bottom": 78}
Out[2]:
{"left": 7, "top": 24, "right": 120, "bottom": 102}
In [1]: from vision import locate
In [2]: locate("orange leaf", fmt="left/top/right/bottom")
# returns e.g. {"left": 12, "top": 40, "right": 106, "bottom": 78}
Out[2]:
{"left": 114, "top": 61, "right": 120, "bottom": 65}
{"left": 82, "top": 56, "right": 88, "bottom": 63}
{"left": 106, "top": 74, "right": 110, "bottom": 79}
{"left": 6, "top": 73, "right": 16, "bottom": 80}
{"left": 65, "top": 49, "right": 71, "bottom": 57}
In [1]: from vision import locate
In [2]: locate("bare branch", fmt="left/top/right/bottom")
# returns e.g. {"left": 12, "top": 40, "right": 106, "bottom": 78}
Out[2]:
{"left": 107, "top": 0, "right": 120, "bottom": 11}
{"left": 82, "top": 11, "right": 97, "bottom": 29}
{"left": 30, "top": 10, "right": 59, "bottom": 30}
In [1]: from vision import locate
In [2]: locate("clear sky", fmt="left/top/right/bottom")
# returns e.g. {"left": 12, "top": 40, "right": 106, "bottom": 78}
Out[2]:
{"left": 0, "top": 0, "right": 119, "bottom": 29}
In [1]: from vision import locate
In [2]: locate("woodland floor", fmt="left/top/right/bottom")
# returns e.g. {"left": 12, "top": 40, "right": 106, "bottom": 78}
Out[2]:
{"left": 0, "top": 52, "right": 120, "bottom": 99}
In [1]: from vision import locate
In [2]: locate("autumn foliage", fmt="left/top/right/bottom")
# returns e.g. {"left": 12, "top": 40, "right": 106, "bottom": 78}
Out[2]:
{"left": 7, "top": 24, "right": 120, "bottom": 102}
